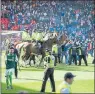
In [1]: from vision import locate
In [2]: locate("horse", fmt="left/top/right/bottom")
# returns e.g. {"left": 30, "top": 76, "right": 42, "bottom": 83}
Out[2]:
{"left": 15, "top": 42, "right": 31, "bottom": 67}
{"left": 22, "top": 32, "right": 67, "bottom": 66}
{"left": 16, "top": 32, "right": 67, "bottom": 67}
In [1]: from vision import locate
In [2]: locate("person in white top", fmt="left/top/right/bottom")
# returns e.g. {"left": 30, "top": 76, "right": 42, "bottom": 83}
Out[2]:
{"left": 57, "top": 72, "right": 76, "bottom": 93}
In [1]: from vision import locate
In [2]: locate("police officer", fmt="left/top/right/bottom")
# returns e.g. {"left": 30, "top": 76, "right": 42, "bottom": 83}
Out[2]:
{"left": 77, "top": 44, "right": 88, "bottom": 66}
{"left": 40, "top": 50, "right": 55, "bottom": 93}
{"left": 52, "top": 41, "right": 58, "bottom": 66}
{"left": 36, "top": 31, "right": 43, "bottom": 43}
{"left": 69, "top": 44, "right": 77, "bottom": 65}
{"left": 31, "top": 29, "right": 37, "bottom": 41}
{"left": 36, "top": 31, "right": 44, "bottom": 49}
{"left": 22, "top": 28, "right": 31, "bottom": 42}
{"left": 57, "top": 72, "right": 75, "bottom": 93}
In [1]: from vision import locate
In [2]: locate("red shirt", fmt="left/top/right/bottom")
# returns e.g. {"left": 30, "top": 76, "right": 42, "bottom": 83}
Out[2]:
{"left": 11, "top": 25, "right": 19, "bottom": 30}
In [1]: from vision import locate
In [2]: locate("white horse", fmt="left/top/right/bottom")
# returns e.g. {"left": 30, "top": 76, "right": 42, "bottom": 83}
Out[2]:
{"left": 16, "top": 42, "right": 42, "bottom": 67}
{"left": 16, "top": 42, "right": 29, "bottom": 67}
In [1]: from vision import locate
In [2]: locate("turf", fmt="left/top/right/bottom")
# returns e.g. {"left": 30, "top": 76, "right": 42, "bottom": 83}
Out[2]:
{"left": 1, "top": 51, "right": 94, "bottom": 93}
{"left": 1, "top": 79, "right": 94, "bottom": 93}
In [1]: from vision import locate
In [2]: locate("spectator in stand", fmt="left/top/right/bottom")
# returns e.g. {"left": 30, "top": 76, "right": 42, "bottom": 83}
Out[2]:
{"left": 1, "top": 0, "right": 94, "bottom": 33}
{"left": 1, "top": 1, "right": 94, "bottom": 62}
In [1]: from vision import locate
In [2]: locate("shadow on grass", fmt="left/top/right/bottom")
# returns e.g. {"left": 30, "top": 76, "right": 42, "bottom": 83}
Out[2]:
{"left": 21, "top": 68, "right": 44, "bottom": 72}
{"left": 20, "top": 66, "right": 44, "bottom": 71}
{"left": 2, "top": 63, "right": 94, "bottom": 73}
{"left": 1, "top": 83, "right": 39, "bottom": 94}
{"left": 55, "top": 64, "right": 94, "bottom": 72}
{"left": 18, "top": 63, "right": 94, "bottom": 72}
{"left": 16, "top": 78, "right": 42, "bottom": 81}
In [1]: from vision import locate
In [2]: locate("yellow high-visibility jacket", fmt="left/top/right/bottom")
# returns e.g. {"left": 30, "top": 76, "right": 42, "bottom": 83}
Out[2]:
{"left": 22, "top": 31, "right": 31, "bottom": 41}
{"left": 56, "top": 81, "right": 71, "bottom": 93}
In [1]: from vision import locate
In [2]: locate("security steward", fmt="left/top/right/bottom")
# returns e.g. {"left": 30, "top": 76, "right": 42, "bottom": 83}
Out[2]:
{"left": 69, "top": 44, "right": 77, "bottom": 65}
{"left": 36, "top": 31, "right": 43, "bottom": 43}
{"left": 40, "top": 50, "right": 55, "bottom": 93}
{"left": 57, "top": 72, "right": 75, "bottom": 93}
{"left": 22, "top": 28, "right": 31, "bottom": 42}
{"left": 52, "top": 41, "right": 58, "bottom": 66}
{"left": 31, "top": 29, "right": 37, "bottom": 41}
{"left": 77, "top": 44, "right": 88, "bottom": 66}
{"left": 36, "top": 31, "right": 44, "bottom": 50}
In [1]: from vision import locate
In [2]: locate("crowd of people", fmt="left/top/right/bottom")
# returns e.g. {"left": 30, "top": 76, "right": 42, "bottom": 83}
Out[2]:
{"left": 1, "top": 0, "right": 94, "bottom": 93}
{"left": 1, "top": 0, "right": 94, "bottom": 49}
{"left": 1, "top": 0, "right": 94, "bottom": 32}
{"left": 5, "top": 28, "right": 94, "bottom": 68}
{"left": 2, "top": 0, "right": 94, "bottom": 67}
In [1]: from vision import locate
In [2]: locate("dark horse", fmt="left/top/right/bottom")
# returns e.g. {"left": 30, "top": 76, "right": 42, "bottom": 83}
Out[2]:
{"left": 23, "top": 37, "right": 58, "bottom": 66}
{"left": 19, "top": 33, "right": 67, "bottom": 67}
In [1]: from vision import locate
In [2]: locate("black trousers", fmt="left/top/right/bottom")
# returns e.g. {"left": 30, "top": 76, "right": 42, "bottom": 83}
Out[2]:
{"left": 58, "top": 54, "right": 61, "bottom": 63}
{"left": 92, "top": 58, "right": 95, "bottom": 64}
{"left": 69, "top": 55, "right": 77, "bottom": 65}
{"left": 15, "top": 62, "right": 18, "bottom": 78}
{"left": 41, "top": 68, "right": 55, "bottom": 92}
{"left": 53, "top": 54, "right": 58, "bottom": 66}
{"left": 29, "top": 55, "right": 36, "bottom": 65}
{"left": 79, "top": 55, "right": 88, "bottom": 66}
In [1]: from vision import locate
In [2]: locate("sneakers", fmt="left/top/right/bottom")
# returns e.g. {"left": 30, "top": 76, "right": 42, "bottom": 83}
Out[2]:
{"left": 6, "top": 86, "right": 13, "bottom": 90}
{"left": 40, "top": 91, "right": 45, "bottom": 94}
{"left": 15, "top": 77, "right": 18, "bottom": 79}
{"left": 78, "top": 65, "right": 81, "bottom": 66}
{"left": 6, "top": 86, "right": 10, "bottom": 90}
{"left": 10, "top": 85, "right": 13, "bottom": 89}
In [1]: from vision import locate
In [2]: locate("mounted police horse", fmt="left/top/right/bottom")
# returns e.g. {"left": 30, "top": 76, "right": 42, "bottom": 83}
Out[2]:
{"left": 16, "top": 33, "right": 67, "bottom": 67}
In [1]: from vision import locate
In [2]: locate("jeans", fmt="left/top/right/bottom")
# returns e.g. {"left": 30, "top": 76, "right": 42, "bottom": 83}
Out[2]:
{"left": 61, "top": 51, "right": 69, "bottom": 64}
{"left": 88, "top": 49, "right": 94, "bottom": 57}
{"left": 69, "top": 55, "right": 77, "bottom": 65}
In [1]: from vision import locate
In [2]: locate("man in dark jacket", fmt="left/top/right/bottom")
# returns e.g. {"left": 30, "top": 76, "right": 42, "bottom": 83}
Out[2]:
{"left": 77, "top": 44, "right": 88, "bottom": 66}
{"left": 11, "top": 44, "right": 19, "bottom": 78}
{"left": 69, "top": 45, "right": 77, "bottom": 65}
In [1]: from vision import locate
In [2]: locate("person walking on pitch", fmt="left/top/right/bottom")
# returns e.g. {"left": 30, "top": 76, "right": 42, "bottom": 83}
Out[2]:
{"left": 5, "top": 47, "right": 18, "bottom": 89}
{"left": 40, "top": 50, "right": 55, "bottom": 93}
